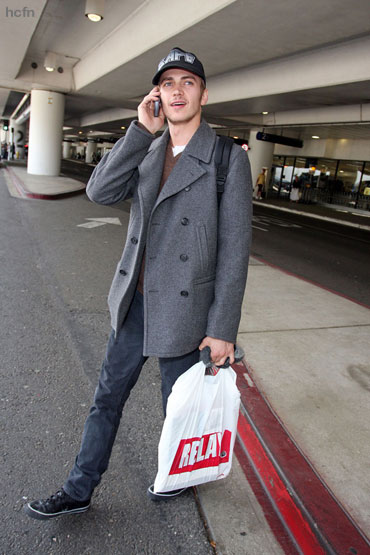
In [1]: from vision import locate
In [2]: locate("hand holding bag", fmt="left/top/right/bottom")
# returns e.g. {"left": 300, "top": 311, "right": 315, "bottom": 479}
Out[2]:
{"left": 153, "top": 347, "right": 242, "bottom": 493}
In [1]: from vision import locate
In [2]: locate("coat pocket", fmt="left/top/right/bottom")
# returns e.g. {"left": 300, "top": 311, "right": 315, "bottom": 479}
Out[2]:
{"left": 192, "top": 274, "right": 216, "bottom": 286}
{"left": 196, "top": 224, "right": 210, "bottom": 274}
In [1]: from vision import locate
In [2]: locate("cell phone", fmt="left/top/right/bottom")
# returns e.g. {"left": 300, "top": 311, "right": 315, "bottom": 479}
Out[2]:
{"left": 154, "top": 99, "right": 161, "bottom": 117}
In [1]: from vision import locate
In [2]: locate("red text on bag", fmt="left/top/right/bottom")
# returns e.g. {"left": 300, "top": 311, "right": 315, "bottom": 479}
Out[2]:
{"left": 169, "top": 430, "right": 232, "bottom": 474}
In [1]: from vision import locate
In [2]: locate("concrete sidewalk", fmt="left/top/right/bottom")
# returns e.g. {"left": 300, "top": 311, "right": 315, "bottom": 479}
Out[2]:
{"left": 196, "top": 256, "right": 370, "bottom": 553}
{"left": 3, "top": 162, "right": 85, "bottom": 199}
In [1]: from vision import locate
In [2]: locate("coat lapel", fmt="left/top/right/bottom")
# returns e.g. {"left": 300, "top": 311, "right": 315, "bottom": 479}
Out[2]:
{"left": 138, "top": 128, "right": 169, "bottom": 214}
{"left": 154, "top": 120, "right": 217, "bottom": 208}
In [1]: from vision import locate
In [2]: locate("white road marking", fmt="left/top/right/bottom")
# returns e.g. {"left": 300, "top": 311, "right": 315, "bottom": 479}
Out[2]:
{"left": 77, "top": 217, "right": 122, "bottom": 228}
{"left": 86, "top": 217, "right": 122, "bottom": 225}
{"left": 77, "top": 221, "right": 106, "bottom": 228}
{"left": 252, "top": 225, "right": 268, "bottom": 232}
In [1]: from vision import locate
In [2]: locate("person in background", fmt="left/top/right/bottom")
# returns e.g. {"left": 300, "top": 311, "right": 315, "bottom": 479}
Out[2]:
{"left": 256, "top": 167, "right": 266, "bottom": 199}
{"left": 290, "top": 175, "right": 300, "bottom": 203}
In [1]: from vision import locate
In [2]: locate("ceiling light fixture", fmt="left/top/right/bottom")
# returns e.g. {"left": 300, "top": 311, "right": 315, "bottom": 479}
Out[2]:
{"left": 262, "top": 111, "right": 269, "bottom": 115}
{"left": 44, "top": 51, "right": 57, "bottom": 72}
{"left": 85, "top": 0, "right": 104, "bottom": 21}
{"left": 312, "top": 135, "right": 320, "bottom": 139}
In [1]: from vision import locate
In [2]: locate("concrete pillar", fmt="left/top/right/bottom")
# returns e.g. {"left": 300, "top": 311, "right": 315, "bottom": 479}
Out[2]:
{"left": 248, "top": 130, "right": 274, "bottom": 197}
{"left": 62, "top": 140, "right": 72, "bottom": 159}
{"left": 11, "top": 120, "right": 26, "bottom": 159}
{"left": 27, "top": 90, "right": 65, "bottom": 176}
{"left": 85, "top": 139, "right": 97, "bottom": 163}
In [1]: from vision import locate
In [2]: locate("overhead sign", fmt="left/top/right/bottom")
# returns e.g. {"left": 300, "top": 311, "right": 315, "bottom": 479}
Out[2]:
{"left": 256, "top": 132, "right": 303, "bottom": 148}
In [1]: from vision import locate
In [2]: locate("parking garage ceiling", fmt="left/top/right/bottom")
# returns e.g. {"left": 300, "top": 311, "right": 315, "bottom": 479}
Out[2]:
{"left": 1, "top": 0, "right": 370, "bottom": 140}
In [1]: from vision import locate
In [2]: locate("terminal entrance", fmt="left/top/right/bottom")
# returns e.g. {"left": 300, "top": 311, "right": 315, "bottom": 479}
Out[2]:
{"left": 270, "top": 155, "right": 370, "bottom": 210}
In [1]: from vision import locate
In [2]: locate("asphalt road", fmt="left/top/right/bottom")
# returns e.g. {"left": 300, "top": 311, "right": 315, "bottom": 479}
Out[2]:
{"left": 251, "top": 204, "right": 370, "bottom": 306}
{"left": 0, "top": 171, "right": 213, "bottom": 555}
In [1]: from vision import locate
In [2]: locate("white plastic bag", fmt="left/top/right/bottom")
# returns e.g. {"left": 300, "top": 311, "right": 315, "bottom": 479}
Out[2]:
{"left": 154, "top": 360, "right": 240, "bottom": 493}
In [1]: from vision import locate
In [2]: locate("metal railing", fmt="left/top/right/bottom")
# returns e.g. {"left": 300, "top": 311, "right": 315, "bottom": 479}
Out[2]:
{"left": 268, "top": 183, "right": 370, "bottom": 211}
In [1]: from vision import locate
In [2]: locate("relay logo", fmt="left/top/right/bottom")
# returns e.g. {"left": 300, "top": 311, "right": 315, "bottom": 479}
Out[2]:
{"left": 169, "top": 430, "right": 232, "bottom": 474}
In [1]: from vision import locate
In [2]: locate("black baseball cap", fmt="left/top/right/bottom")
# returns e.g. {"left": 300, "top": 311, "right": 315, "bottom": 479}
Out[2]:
{"left": 152, "top": 47, "right": 206, "bottom": 86}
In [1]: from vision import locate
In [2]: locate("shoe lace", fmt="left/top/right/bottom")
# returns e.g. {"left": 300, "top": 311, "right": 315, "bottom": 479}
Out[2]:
{"left": 43, "top": 489, "right": 67, "bottom": 508}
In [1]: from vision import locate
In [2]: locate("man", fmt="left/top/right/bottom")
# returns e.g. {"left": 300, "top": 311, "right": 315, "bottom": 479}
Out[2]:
{"left": 25, "top": 47, "right": 252, "bottom": 519}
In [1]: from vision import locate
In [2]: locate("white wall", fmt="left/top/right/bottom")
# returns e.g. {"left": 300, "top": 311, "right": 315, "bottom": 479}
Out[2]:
{"left": 324, "top": 139, "right": 370, "bottom": 161}
{"left": 275, "top": 138, "right": 370, "bottom": 161}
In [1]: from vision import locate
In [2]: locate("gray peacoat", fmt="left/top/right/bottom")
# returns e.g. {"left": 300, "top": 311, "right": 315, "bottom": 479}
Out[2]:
{"left": 86, "top": 119, "right": 252, "bottom": 357}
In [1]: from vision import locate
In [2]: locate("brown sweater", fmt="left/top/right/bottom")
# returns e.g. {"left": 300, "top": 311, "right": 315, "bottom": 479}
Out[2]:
{"left": 136, "top": 140, "right": 182, "bottom": 294}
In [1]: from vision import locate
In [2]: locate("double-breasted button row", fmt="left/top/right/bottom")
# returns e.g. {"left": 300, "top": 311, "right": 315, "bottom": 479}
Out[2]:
{"left": 180, "top": 254, "right": 188, "bottom": 262}
{"left": 131, "top": 237, "right": 138, "bottom": 244}
{"left": 181, "top": 218, "right": 189, "bottom": 226}
{"left": 119, "top": 269, "right": 127, "bottom": 275}
{"left": 180, "top": 290, "right": 189, "bottom": 297}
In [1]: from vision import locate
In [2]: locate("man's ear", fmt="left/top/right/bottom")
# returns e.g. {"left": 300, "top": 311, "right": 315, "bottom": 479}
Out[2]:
{"left": 201, "top": 88, "right": 208, "bottom": 107}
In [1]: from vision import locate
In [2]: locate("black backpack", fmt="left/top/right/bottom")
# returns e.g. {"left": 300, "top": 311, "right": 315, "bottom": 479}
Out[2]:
{"left": 215, "top": 135, "right": 234, "bottom": 208}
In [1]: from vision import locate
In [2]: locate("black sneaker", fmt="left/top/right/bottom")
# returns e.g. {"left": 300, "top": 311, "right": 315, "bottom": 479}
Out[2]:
{"left": 147, "top": 484, "right": 188, "bottom": 501}
{"left": 24, "top": 489, "right": 91, "bottom": 520}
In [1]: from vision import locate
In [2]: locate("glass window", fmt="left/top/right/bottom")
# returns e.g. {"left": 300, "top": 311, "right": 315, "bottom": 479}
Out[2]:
{"left": 316, "top": 159, "right": 338, "bottom": 189}
{"left": 358, "top": 162, "right": 370, "bottom": 209}
{"left": 271, "top": 156, "right": 285, "bottom": 194}
{"left": 283, "top": 157, "right": 295, "bottom": 185}
{"left": 292, "top": 158, "right": 320, "bottom": 189}
{"left": 273, "top": 156, "right": 285, "bottom": 166}
{"left": 336, "top": 160, "right": 364, "bottom": 194}
{"left": 360, "top": 162, "right": 370, "bottom": 194}
{"left": 293, "top": 157, "right": 310, "bottom": 180}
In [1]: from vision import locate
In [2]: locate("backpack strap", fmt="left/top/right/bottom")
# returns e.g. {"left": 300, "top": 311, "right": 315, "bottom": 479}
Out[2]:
{"left": 215, "top": 135, "right": 234, "bottom": 208}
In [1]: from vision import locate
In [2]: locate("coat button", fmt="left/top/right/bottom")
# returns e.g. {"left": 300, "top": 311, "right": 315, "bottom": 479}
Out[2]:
{"left": 180, "top": 290, "right": 189, "bottom": 297}
{"left": 180, "top": 254, "right": 188, "bottom": 262}
{"left": 185, "top": 186, "right": 191, "bottom": 192}
{"left": 119, "top": 269, "right": 127, "bottom": 275}
{"left": 181, "top": 217, "right": 189, "bottom": 226}
{"left": 131, "top": 237, "right": 138, "bottom": 244}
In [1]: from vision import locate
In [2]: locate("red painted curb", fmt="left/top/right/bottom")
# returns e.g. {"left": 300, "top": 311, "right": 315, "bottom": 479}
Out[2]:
{"left": 233, "top": 438, "right": 299, "bottom": 554}
{"left": 4, "top": 166, "right": 86, "bottom": 200}
{"left": 232, "top": 360, "right": 370, "bottom": 555}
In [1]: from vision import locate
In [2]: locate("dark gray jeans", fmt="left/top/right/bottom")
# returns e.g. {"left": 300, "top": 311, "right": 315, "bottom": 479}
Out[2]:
{"left": 63, "top": 289, "right": 200, "bottom": 501}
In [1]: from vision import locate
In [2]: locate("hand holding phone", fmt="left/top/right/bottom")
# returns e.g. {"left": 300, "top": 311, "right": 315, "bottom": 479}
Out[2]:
{"left": 154, "top": 99, "right": 161, "bottom": 117}
{"left": 138, "top": 87, "right": 164, "bottom": 134}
